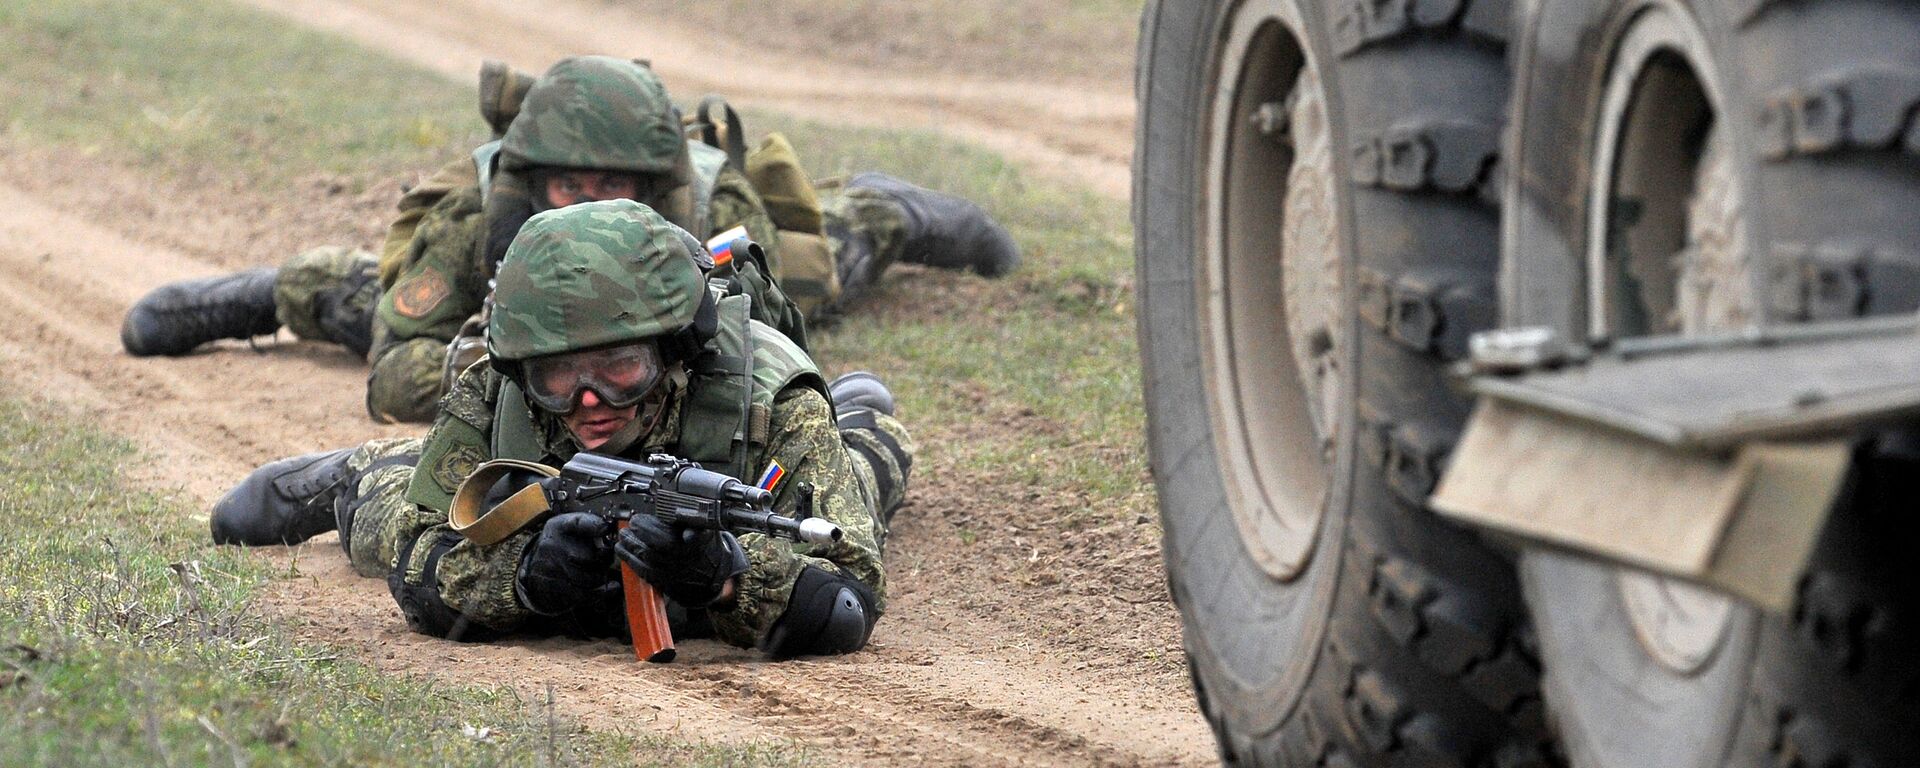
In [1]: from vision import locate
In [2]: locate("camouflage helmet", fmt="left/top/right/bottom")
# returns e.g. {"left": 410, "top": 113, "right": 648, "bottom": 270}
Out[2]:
{"left": 488, "top": 199, "right": 706, "bottom": 363}
{"left": 499, "top": 56, "right": 692, "bottom": 183}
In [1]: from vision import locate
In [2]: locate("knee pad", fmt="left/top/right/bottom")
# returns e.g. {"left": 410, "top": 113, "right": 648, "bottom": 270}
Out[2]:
{"left": 761, "top": 566, "right": 876, "bottom": 658}
{"left": 829, "top": 370, "right": 894, "bottom": 417}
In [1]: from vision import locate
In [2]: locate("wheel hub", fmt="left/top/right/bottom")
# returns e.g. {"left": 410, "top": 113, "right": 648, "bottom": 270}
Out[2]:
{"left": 1199, "top": 0, "right": 1344, "bottom": 583}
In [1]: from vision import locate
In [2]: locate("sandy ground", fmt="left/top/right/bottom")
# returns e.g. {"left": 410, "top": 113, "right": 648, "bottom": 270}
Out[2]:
{"left": 0, "top": 2, "right": 1216, "bottom": 766}
{"left": 249, "top": 0, "right": 1136, "bottom": 201}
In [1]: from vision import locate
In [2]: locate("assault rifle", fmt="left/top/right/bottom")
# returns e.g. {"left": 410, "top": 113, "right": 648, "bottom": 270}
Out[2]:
{"left": 547, "top": 452, "right": 841, "bottom": 663}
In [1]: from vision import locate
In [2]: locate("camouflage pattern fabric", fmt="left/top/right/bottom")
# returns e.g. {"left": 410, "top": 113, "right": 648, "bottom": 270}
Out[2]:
{"left": 270, "top": 174, "right": 913, "bottom": 421}
{"left": 839, "top": 410, "right": 915, "bottom": 546}
{"left": 281, "top": 164, "right": 790, "bottom": 423}
{"left": 378, "top": 155, "right": 478, "bottom": 288}
{"left": 487, "top": 200, "right": 703, "bottom": 362}
{"left": 709, "top": 165, "right": 783, "bottom": 270}
{"left": 500, "top": 56, "right": 688, "bottom": 181}
{"left": 361, "top": 350, "right": 907, "bottom": 649}
{"left": 275, "top": 245, "right": 379, "bottom": 346}
{"left": 374, "top": 184, "right": 489, "bottom": 345}
{"left": 365, "top": 335, "right": 448, "bottom": 424}
{"left": 820, "top": 187, "right": 911, "bottom": 312}
{"left": 337, "top": 436, "right": 429, "bottom": 578}
{"left": 264, "top": 51, "right": 914, "bottom": 420}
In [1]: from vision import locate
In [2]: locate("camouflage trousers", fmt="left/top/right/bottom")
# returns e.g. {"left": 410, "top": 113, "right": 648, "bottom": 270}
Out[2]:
{"left": 276, "top": 191, "right": 911, "bottom": 424}
{"left": 333, "top": 410, "right": 915, "bottom": 580}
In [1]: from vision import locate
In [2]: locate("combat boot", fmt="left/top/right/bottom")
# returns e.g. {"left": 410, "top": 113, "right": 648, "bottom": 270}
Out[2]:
{"left": 209, "top": 448, "right": 353, "bottom": 546}
{"left": 121, "top": 268, "right": 281, "bottom": 356}
{"left": 845, "top": 172, "right": 1020, "bottom": 278}
{"left": 830, "top": 371, "right": 895, "bottom": 418}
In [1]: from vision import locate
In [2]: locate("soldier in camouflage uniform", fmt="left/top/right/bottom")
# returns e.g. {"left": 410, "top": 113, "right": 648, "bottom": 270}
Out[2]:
{"left": 209, "top": 200, "right": 912, "bottom": 655}
{"left": 121, "top": 55, "right": 1018, "bottom": 424}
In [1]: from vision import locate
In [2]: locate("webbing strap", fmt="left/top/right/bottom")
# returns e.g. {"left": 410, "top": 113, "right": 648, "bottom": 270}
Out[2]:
{"left": 449, "top": 459, "right": 560, "bottom": 545}
{"left": 696, "top": 95, "right": 750, "bottom": 171}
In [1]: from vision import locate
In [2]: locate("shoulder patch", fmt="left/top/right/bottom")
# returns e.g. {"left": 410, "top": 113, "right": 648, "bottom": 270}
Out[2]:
{"left": 392, "top": 266, "right": 452, "bottom": 319}
{"left": 431, "top": 442, "right": 487, "bottom": 495}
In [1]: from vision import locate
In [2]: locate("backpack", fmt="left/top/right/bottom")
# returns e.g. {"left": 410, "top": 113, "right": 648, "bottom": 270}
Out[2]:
{"left": 686, "top": 97, "right": 842, "bottom": 316}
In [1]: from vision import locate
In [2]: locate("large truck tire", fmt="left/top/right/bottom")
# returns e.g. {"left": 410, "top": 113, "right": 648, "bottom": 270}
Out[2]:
{"left": 1134, "top": 0, "right": 1551, "bottom": 764}
{"left": 1499, "top": 0, "right": 1920, "bottom": 764}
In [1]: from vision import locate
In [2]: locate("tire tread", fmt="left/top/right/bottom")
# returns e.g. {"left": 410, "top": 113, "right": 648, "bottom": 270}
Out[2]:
{"left": 1332, "top": 0, "right": 1510, "bottom": 57}
{"left": 1758, "top": 66, "right": 1920, "bottom": 160}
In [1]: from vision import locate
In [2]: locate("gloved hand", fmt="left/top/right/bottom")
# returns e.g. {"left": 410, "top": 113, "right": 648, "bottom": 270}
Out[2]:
{"left": 516, "top": 512, "right": 616, "bottom": 615}
{"left": 615, "top": 515, "right": 749, "bottom": 607}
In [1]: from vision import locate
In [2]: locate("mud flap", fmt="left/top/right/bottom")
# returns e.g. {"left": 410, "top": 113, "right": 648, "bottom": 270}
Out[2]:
{"left": 1434, "top": 317, "right": 1920, "bottom": 610}
{"left": 1431, "top": 399, "right": 1849, "bottom": 611}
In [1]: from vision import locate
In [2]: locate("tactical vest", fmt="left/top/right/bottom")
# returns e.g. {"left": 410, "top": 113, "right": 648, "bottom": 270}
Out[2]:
{"left": 487, "top": 289, "right": 827, "bottom": 482}
{"left": 683, "top": 142, "right": 728, "bottom": 238}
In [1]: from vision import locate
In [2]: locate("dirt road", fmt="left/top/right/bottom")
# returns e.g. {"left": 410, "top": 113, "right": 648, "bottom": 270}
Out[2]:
{"left": 0, "top": 3, "right": 1212, "bottom": 766}
{"left": 245, "top": 0, "right": 1136, "bottom": 201}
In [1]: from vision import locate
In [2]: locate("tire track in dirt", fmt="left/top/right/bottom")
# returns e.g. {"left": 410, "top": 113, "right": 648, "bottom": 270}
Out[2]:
{"left": 0, "top": 155, "right": 1210, "bottom": 763}
{"left": 0, "top": 183, "right": 409, "bottom": 498}
{"left": 237, "top": 0, "right": 1135, "bottom": 200}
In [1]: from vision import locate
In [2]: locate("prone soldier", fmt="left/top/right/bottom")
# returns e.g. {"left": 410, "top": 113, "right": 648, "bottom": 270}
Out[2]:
{"left": 208, "top": 199, "right": 912, "bottom": 656}
{"left": 121, "top": 55, "right": 1018, "bottom": 423}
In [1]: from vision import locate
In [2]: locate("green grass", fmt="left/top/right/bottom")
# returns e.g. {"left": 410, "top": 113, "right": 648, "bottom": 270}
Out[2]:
{"left": 0, "top": 0, "right": 487, "bottom": 190}
{"left": 761, "top": 112, "right": 1149, "bottom": 512}
{"left": 0, "top": 400, "right": 814, "bottom": 766}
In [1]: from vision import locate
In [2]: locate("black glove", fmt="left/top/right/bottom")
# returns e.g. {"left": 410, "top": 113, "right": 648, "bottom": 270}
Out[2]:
{"left": 615, "top": 515, "right": 749, "bottom": 608}
{"left": 516, "top": 512, "right": 616, "bottom": 615}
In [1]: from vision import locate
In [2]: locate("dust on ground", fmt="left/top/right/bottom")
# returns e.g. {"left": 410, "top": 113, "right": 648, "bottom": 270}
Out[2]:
{"left": 0, "top": 3, "right": 1210, "bottom": 766}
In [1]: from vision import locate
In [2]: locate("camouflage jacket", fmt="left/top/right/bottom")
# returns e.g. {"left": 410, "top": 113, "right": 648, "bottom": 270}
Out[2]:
{"left": 388, "top": 332, "right": 886, "bottom": 649}
{"left": 371, "top": 164, "right": 783, "bottom": 355}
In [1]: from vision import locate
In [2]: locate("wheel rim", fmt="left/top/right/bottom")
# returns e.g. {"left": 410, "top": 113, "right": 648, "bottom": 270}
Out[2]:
{"left": 1201, "top": 0, "right": 1343, "bottom": 585}
{"left": 1587, "top": 0, "right": 1744, "bottom": 676}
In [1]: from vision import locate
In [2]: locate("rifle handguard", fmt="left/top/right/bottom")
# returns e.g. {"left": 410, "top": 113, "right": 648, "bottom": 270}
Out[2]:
{"left": 450, "top": 459, "right": 561, "bottom": 545}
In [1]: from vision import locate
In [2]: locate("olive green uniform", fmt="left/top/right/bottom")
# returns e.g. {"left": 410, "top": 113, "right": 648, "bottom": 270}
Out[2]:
{"left": 214, "top": 198, "right": 918, "bottom": 654}
{"left": 274, "top": 160, "right": 911, "bottom": 423}
{"left": 334, "top": 329, "right": 912, "bottom": 646}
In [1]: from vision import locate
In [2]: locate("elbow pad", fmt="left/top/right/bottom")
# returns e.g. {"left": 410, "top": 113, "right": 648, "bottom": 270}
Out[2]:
{"left": 761, "top": 566, "right": 877, "bottom": 659}
{"left": 388, "top": 532, "right": 501, "bottom": 643}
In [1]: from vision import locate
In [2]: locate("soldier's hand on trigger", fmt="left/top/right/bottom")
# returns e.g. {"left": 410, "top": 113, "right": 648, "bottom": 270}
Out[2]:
{"left": 615, "top": 516, "right": 748, "bottom": 608}
{"left": 516, "top": 512, "right": 617, "bottom": 615}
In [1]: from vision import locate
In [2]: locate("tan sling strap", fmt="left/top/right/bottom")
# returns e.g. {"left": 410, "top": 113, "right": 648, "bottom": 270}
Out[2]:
{"left": 448, "top": 459, "right": 561, "bottom": 546}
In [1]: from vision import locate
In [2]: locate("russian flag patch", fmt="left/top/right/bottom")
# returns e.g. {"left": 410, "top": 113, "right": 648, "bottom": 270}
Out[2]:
{"left": 706, "top": 225, "right": 750, "bottom": 267}
{"left": 755, "top": 460, "right": 787, "bottom": 492}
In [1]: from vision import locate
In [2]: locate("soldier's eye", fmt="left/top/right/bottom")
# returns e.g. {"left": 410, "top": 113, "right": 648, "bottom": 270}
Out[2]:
{"left": 603, "top": 177, "right": 640, "bottom": 199}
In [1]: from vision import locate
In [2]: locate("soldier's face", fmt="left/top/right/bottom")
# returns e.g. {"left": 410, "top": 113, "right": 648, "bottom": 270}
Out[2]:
{"left": 561, "top": 387, "right": 639, "bottom": 451}
{"left": 544, "top": 170, "right": 642, "bottom": 209}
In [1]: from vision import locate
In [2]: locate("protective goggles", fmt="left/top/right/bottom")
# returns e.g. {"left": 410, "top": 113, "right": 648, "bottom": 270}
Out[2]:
{"left": 521, "top": 342, "right": 665, "bottom": 415}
